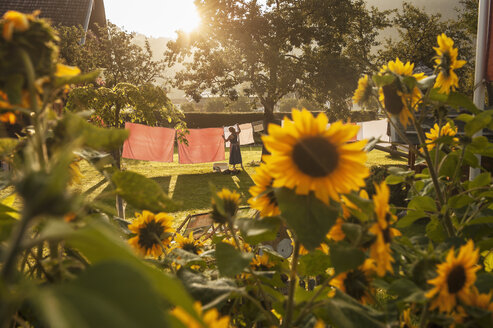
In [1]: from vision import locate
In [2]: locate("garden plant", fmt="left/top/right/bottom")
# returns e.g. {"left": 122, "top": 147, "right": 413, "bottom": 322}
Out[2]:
{"left": 1, "top": 11, "right": 493, "bottom": 328}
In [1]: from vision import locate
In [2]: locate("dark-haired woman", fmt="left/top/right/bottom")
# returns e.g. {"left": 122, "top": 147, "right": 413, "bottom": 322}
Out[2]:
{"left": 222, "top": 125, "right": 244, "bottom": 171}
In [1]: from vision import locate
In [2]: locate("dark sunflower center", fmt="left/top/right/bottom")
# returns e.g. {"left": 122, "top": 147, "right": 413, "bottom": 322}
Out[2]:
{"left": 138, "top": 220, "right": 165, "bottom": 249}
{"left": 224, "top": 198, "right": 239, "bottom": 217}
{"left": 344, "top": 269, "right": 369, "bottom": 301}
{"left": 182, "top": 242, "right": 200, "bottom": 254}
{"left": 382, "top": 227, "right": 392, "bottom": 244}
{"left": 447, "top": 265, "right": 466, "bottom": 294}
{"left": 292, "top": 137, "right": 339, "bottom": 177}
{"left": 440, "top": 52, "right": 452, "bottom": 76}
{"left": 382, "top": 82, "right": 404, "bottom": 115}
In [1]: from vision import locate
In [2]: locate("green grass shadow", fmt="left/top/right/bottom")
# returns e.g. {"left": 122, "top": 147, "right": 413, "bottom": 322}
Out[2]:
{"left": 171, "top": 171, "right": 255, "bottom": 211}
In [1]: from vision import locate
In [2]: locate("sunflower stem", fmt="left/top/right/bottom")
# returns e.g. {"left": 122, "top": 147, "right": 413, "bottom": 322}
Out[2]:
{"left": 283, "top": 239, "right": 300, "bottom": 328}
{"left": 294, "top": 273, "right": 335, "bottom": 326}
{"left": 419, "top": 305, "right": 428, "bottom": 328}
{"left": 19, "top": 48, "right": 48, "bottom": 169}
{"left": 225, "top": 218, "right": 275, "bottom": 325}
{"left": 409, "top": 109, "right": 455, "bottom": 237}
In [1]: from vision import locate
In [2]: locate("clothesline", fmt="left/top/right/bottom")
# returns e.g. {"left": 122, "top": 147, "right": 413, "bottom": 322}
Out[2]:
{"left": 122, "top": 119, "right": 391, "bottom": 164}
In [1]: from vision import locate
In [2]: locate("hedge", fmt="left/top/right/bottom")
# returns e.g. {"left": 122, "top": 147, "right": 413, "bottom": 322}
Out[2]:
{"left": 180, "top": 110, "right": 378, "bottom": 129}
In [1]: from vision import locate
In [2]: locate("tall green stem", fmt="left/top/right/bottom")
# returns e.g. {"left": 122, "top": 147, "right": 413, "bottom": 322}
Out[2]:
{"left": 283, "top": 240, "right": 300, "bottom": 328}
{"left": 409, "top": 110, "right": 455, "bottom": 236}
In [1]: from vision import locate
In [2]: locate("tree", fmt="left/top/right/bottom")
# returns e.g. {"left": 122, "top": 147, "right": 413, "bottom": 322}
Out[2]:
{"left": 66, "top": 83, "right": 185, "bottom": 218}
{"left": 205, "top": 98, "right": 226, "bottom": 112}
{"left": 166, "top": 0, "right": 389, "bottom": 130}
{"left": 57, "top": 23, "right": 167, "bottom": 88}
{"left": 377, "top": 2, "right": 474, "bottom": 94}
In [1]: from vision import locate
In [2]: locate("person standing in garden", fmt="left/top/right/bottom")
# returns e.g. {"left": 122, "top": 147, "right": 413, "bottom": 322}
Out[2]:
{"left": 223, "top": 124, "right": 244, "bottom": 171}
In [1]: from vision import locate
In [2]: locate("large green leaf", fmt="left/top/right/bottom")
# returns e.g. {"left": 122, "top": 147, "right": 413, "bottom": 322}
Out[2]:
{"left": 465, "top": 111, "right": 493, "bottom": 137}
{"left": 0, "top": 213, "right": 17, "bottom": 242}
{"left": 446, "top": 92, "right": 480, "bottom": 114}
{"left": 298, "top": 250, "right": 331, "bottom": 276}
{"left": 177, "top": 270, "right": 238, "bottom": 305}
{"left": 330, "top": 242, "right": 365, "bottom": 274}
{"left": 62, "top": 113, "right": 129, "bottom": 151}
{"left": 112, "top": 171, "right": 177, "bottom": 212}
{"left": 318, "top": 291, "right": 385, "bottom": 328}
{"left": 372, "top": 74, "right": 395, "bottom": 87}
{"left": 0, "top": 138, "right": 18, "bottom": 157}
{"left": 33, "top": 261, "right": 169, "bottom": 328}
{"left": 62, "top": 220, "right": 197, "bottom": 321}
{"left": 215, "top": 242, "right": 252, "bottom": 277}
{"left": 236, "top": 216, "right": 281, "bottom": 245}
{"left": 275, "top": 188, "right": 338, "bottom": 250}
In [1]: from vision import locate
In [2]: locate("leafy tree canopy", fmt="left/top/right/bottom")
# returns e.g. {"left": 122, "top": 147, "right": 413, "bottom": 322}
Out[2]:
{"left": 166, "top": 0, "right": 390, "bottom": 123}
{"left": 377, "top": 2, "right": 475, "bottom": 94}
{"left": 57, "top": 22, "right": 167, "bottom": 88}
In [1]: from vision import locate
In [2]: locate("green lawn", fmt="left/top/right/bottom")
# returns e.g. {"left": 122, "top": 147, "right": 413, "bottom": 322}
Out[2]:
{"left": 75, "top": 146, "right": 406, "bottom": 223}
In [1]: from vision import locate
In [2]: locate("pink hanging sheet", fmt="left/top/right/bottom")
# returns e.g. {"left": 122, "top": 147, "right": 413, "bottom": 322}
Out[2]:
{"left": 178, "top": 128, "right": 225, "bottom": 164}
{"left": 122, "top": 122, "right": 175, "bottom": 162}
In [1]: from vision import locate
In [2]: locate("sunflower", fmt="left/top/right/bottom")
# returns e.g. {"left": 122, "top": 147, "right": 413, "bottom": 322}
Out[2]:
{"left": 55, "top": 64, "right": 81, "bottom": 78}
{"left": 2, "top": 10, "right": 29, "bottom": 41}
{"left": 262, "top": 109, "right": 369, "bottom": 204}
{"left": 433, "top": 34, "right": 466, "bottom": 94}
{"left": 331, "top": 189, "right": 370, "bottom": 241}
{"left": 330, "top": 258, "right": 375, "bottom": 304}
{"left": 128, "top": 211, "right": 174, "bottom": 258}
{"left": 171, "top": 302, "right": 230, "bottom": 328}
{"left": 223, "top": 237, "right": 252, "bottom": 252}
{"left": 299, "top": 242, "right": 329, "bottom": 255}
{"left": 0, "top": 112, "right": 16, "bottom": 124}
{"left": 173, "top": 232, "right": 204, "bottom": 255}
{"left": 251, "top": 253, "right": 275, "bottom": 271}
{"left": 328, "top": 218, "right": 346, "bottom": 241}
{"left": 248, "top": 163, "right": 280, "bottom": 217}
{"left": 68, "top": 160, "right": 83, "bottom": 185}
{"left": 0, "top": 90, "right": 12, "bottom": 109}
{"left": 353, "top": 75, "right": 373, "bottom": 107}
{"left": 461, "top": 286, "right": 493, "bottom": 311}
{"left": 369, "top": 182, "right": 401, "bottom": 277}
{"left": 426, "top": 240, "right": 480, "bottom": 313}
{"left": 378, "top": 58, "right": 425, "bottom": 127}
{"left": 425, "top": 122, "right": 459, "bottom": 151}
{"left": 211, "top": 188, "right": 241, "bottom": 224}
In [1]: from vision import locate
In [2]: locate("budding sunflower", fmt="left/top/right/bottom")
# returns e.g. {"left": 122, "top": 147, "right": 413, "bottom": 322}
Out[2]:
{"left": 211, "top": 188, "right": 240, "bottom": 224}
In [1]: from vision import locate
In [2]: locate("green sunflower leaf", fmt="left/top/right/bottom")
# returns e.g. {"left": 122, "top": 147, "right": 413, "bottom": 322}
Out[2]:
{"left": 372, "top": 74, "right": 395, "bottom": 87}
{"left": 31, "top": 261, "right": 170, "bottom": 328}
{"left": 61, "top": 113, "right": 129, "bottom": 151}
{"left": 298, "top": 250, "right": 332, "bottom": 276}
{"left": 275, "top": 188, "right": 338, "bottom": 250}
{"left": 112, "top": 171, "right": 178, "bottom": 213}
{"left": 330, "top": 242, "right": 365, "bottom": 274}
{"left": 63, "top": 219, "right": 198, "bottom": 322}
{"left": 446, "top": 92, "right": 481, "bottom": 114}
{"left": 237, "top": 216, "right": 281, "bottom": 245}
{"left": 464, "top": 111, "right": 493, "bottom": 137}
{"left": 0, "top": 138, "right": 19, "bottom": 157}
{"left": 215, "top": 242, "right": 252, "bottom": 278}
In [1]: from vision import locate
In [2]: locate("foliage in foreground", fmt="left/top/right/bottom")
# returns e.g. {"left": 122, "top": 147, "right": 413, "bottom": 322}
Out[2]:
{"left": 1, "top": 10, "right": 493, "bottom": 328}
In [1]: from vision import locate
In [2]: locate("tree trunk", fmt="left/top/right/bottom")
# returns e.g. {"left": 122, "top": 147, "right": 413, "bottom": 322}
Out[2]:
{"left": 261, "top": 101, "right": 276, "bottom": 159}
{"left": 113, "top": 146, "right": 125, "bottom": 219}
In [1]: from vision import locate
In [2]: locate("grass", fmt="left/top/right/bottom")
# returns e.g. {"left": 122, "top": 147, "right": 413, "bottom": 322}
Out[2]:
{"left": 74, "top": 146, "right": 407, "bottom": 224}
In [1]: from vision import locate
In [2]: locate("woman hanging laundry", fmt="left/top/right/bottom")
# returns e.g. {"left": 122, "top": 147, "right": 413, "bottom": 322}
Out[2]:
{"left": 222, "top": 124, "right": 244, "bottom": 171}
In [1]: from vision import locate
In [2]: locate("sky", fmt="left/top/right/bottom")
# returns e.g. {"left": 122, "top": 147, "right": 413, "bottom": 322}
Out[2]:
{"left": 103, "top": 0, "right": 201, "bottom": 38}
{"left": 103, "top": 0, "right": 459, "bottom": 39}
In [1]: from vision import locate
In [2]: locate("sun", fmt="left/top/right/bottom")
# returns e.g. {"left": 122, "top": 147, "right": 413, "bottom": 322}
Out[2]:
{"left": 175, "top": 3, "right": 201, "bottom": 33}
